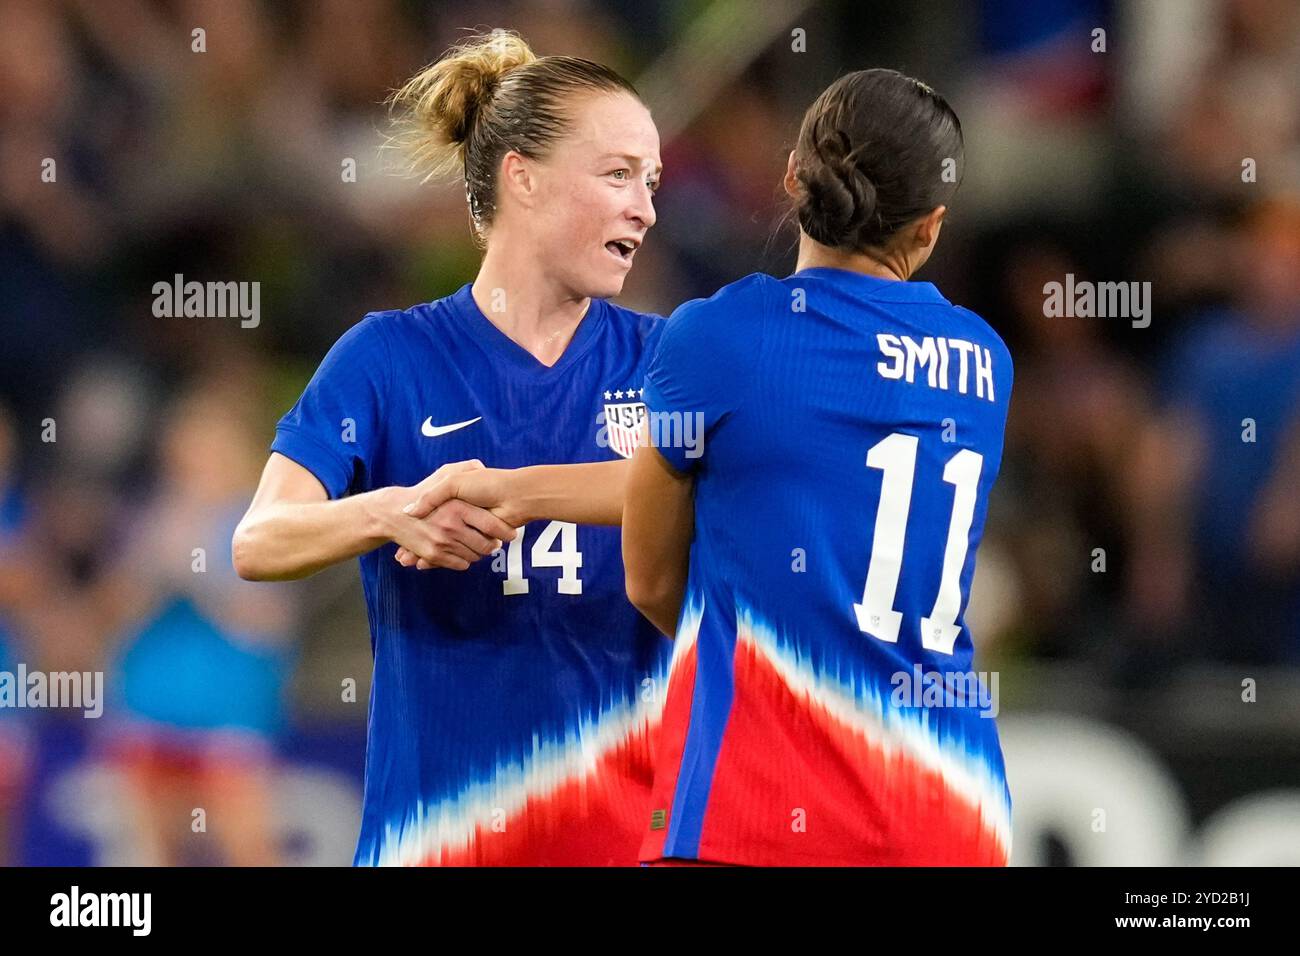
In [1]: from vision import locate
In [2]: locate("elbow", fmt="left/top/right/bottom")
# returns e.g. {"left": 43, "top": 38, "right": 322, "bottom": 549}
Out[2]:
{"left": 624, "top": 567, "right": 656, "bottom": 614}
{"left": 625, "top": 579, "right": 653, "bottom": 618}
{"left": 231, "top": 522, "right": 267, "bottom": 581}
{"left": 625, "top": 572, "right": 675, "bottom": 624}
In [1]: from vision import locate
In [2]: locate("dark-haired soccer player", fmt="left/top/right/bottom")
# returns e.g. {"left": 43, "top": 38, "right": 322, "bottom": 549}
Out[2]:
{"left": 624, "top": 69, "right": 1014, "bottom": 866}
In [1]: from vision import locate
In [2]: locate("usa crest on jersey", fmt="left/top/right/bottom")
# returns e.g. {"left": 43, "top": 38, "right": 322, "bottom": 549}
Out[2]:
{"left": 604, "top": 398, "right": 648, "bottom": 459}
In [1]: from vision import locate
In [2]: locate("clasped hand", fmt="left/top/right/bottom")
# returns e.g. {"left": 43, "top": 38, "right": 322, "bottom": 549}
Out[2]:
{"left": 385, "top": 460, "right": 522, "bottom": 571}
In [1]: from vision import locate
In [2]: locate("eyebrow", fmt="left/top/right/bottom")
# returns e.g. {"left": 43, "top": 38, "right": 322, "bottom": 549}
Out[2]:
{"left": 599, "top": 153, "right": 663, "bottom": 175}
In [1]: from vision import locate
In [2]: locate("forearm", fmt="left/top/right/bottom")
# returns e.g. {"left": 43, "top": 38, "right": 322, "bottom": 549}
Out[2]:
{"left": 622, "top": 447, "right": 695, "bottom": 638}
{"left": 504, "top": 460, "right": 630, "bottom": 526}
{"left": 233, "top": 487, "right": 395, "bottom": 581}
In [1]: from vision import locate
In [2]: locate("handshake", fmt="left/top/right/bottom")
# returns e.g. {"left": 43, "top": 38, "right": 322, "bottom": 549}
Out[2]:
{"left": 385, "top": 459, "right": 523, "bottom": 572}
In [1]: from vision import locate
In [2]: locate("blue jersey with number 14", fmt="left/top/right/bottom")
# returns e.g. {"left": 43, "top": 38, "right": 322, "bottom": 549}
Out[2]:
{"left": 272, "top": 284, "right": 671, "bottom": 866}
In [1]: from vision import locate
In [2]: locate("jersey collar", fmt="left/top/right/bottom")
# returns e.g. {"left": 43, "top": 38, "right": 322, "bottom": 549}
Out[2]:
{"left": 790, "top": 267, "right": 952, "bottom": 306}
{"left": 449, "top": 283, "right": 607, "bottom": 378}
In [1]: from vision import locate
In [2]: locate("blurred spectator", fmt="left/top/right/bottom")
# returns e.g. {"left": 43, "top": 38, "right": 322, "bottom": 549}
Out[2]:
{"left": 992, "top": 238, "right": 1154, "bottom": 665}
{"left": 86, "top": 371, "right": 301, "bottom": 865}
{"left": 1147, "top": 0, "right": 1300, "bottom": 210}
{"left": 1128, "top": 196, "right": 1300, "bottom": 666}
{"left": 0, "top": 405, "right": 35, "bottom": 866}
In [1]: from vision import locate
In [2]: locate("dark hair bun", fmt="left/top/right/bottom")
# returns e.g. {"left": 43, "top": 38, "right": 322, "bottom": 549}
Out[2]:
{"left": 793, "top": 68, "right": 963, "bottom": 251}
{"left": 799, "top": 148, "right": 880, "bottom": 249}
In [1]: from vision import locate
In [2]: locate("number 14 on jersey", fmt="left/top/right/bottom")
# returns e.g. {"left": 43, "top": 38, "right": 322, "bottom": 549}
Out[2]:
{"left": 500, "top": 520, "right": 584, "bottom": 595}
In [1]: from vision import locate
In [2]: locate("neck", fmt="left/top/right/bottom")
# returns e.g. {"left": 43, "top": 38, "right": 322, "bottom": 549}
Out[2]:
{"left": 471, "top": 237, "right": 591, "bottom": 365}
{"left": 795, "top": 232, "right": 912, "bottom": 281}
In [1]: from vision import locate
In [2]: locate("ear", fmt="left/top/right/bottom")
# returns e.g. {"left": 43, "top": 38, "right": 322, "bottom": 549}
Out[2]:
{"left": 783, "top": 150, "right": 800, "bottom": 199}
{"left": 915, "top": 205, "right": 947, "bottom": 249}
{"left": 499, "top": 150, "right": 536, "bottom": 210}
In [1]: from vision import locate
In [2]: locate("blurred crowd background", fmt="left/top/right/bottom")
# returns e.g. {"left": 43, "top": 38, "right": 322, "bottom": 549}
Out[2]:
{"left": 1, "top": 0, "right": 1298, "bottom": 865}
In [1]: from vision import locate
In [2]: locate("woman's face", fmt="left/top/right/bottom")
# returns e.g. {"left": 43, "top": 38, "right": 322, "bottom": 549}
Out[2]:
{"left": 523, "top": 91, "right": 661, "bottom": 300}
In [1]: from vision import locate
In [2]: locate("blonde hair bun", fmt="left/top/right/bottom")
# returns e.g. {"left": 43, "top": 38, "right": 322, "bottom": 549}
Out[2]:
{"left": 388, "top": 29, "right": 537, "bottom": 182}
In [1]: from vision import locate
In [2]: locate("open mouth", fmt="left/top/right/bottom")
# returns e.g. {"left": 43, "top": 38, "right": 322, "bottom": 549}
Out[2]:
{"left": 605, "top": 239, "right": 639, "bottom": 264}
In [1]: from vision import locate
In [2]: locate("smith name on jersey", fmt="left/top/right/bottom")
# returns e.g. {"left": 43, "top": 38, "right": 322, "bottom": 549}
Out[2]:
{"left": 640, "top": 268, "right": 1014, "bottom": 866}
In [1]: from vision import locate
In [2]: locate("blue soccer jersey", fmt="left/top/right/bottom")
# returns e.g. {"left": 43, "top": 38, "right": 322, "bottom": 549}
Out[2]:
{"left": 272, "top": 284, "right": 672, "bottom": 865}
{"left": 640, "top": 268, "right": 1014, "bottom": 865}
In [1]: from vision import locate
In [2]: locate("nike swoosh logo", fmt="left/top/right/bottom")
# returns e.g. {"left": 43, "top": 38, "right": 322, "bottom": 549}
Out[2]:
{"left": 421, "top": 416, "right": 481, "bottom": 438}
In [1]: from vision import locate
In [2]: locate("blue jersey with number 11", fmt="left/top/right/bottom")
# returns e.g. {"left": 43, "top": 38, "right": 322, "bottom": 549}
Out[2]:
{"left": 640, "top": 268, "right": 1014, "bottom": 866}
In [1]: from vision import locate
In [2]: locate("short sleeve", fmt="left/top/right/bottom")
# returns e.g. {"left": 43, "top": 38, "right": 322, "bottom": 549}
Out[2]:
{"left": 271, "top": 314, "right": 391, "bottom": 498}
{"left": 641, "top": 275, "right": 770, "bottom": 473}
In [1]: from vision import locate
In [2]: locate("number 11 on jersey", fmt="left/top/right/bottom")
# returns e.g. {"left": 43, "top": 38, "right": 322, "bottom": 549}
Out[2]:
{"left": 852, "top": 432, "right": 983, "bottom": 656}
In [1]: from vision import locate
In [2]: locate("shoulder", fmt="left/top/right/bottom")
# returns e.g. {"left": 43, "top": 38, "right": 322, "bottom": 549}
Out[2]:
{"left": 646, "top": 276, "right": 779, "bottom": 396}
{"left": 358, "top": 294, "right": 456, "bottom": 340}
{"left": 330, "top": 303, "right": 418, "bottom": 350}
{"left": 671, "top": 272, "right": 780, "bottom": 320}
{"left": 952, "top": 303, "right": 1014, "bottom": 373}
{"left": 602, "top": 300, "right": 667, "bottom": 354}
{"left": 310, "top": 311, "right": 393, "bottom": 375}
{"left": 311, "top": 296, "right": 465, "bottom": 392}
{"left": 661, "top": 273, "right": 780, "bottom": 344}
{"left": 335, "top": 290, "right": 474, "bottom": 360}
